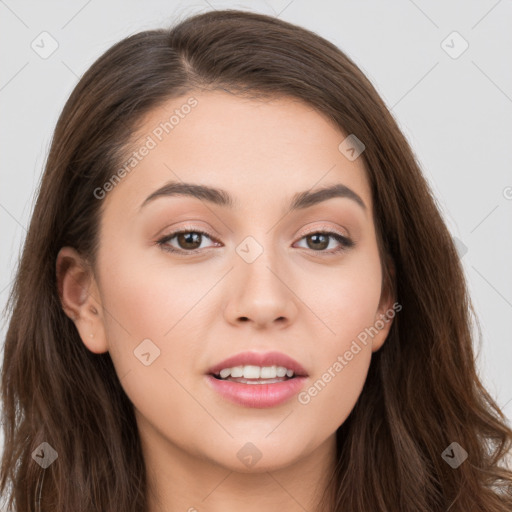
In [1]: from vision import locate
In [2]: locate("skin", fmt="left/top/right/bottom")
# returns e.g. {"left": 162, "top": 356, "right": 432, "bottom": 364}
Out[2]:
{"left": 57, "top": 90, "right": 395, "bottom": 511}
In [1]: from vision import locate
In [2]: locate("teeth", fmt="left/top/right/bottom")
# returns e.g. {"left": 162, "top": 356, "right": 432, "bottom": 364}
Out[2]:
{"left": 231, "top": 366, "right": 244, "bottom": 378}
{"left": 219, "top": 368, "right": 232, "bottom": 379}
{"left": 243, "top": 365, "right": 261, "bottom": 379}
{"left": 276, "top": 367, "right": 287, "bottom": 377}
{"left": 260, "top": 366, "right": 276, "bottom": 379}
{"left": 216, "top": 365, "right": 295, "bottom": 379}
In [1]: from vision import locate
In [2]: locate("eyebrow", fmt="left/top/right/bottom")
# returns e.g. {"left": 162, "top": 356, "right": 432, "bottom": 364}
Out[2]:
{"left": 140, "top": 180, "right": 367, "bottom": 214}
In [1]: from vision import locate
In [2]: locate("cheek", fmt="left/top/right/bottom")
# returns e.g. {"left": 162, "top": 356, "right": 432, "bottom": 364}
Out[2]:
{"left": 97, "top": 230, "right": 186, "bottom": 331}
{"left": 309, "top": 250, "right": 383, "bottom": 344}
{"left": 95, "top": 242, "right": 214, "bottom": 385}
{"left": 95, "top": 251, "right": 204, "bottom": 445}
{"left": 93, "top": 243, "right": 169, "bottom": 373}
{"left": 296, "top": 249, "right": 381, "bottom": 423}
{"left": 296, "top": 270, "right": 379, "bottom": 428}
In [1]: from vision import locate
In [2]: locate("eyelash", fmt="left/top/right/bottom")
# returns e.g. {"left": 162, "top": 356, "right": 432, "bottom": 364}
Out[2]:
{"left": 156, "top": 225, "right": 355, "bottom": 257}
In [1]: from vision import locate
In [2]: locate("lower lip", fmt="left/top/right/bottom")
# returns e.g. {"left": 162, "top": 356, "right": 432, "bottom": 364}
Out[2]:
{"left": 205, "top": 375, "right": 308, "bottom": 408}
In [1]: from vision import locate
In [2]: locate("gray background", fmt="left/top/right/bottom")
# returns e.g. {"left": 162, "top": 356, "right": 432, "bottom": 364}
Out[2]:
{"left": 1, "top": 0, "right": 511, "bottom": 476}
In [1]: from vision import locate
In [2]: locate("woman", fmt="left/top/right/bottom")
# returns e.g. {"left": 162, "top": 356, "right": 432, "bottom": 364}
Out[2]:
{"left": 1, "top": 8, "right": 511, "bottom": 512}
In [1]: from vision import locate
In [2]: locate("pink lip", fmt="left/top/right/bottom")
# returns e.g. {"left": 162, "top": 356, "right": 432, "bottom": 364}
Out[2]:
{"left": 206, "top": 350, "right": 308, "bottom": 377}
{"left": 205, "top": 375, "right": 308, "bottom": 408}
{"left": 205, "top": 350, "right": 309, "bottom": 408}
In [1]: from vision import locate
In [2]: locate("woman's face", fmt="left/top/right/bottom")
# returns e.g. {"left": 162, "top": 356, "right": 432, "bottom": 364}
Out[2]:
{"left": 60, "top": 91, "right": 394, "bottom": 475}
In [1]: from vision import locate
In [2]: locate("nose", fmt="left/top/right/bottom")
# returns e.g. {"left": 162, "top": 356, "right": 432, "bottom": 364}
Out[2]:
{"left": 223, "top": 247, "right": 299, "bottom": 329}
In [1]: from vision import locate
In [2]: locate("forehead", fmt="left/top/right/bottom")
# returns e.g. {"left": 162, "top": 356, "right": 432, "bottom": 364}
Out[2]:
{"left": 102, "top": 90, "right": 372, "bottom": 218}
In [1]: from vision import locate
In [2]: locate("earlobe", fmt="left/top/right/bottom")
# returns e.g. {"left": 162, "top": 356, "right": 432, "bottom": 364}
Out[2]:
{"left": 371, "top": 259, "right": 397, "bottom": 353}
{"left": 56, "top": 246, "right": 109, "bottom": 354}
{"left": 371, "top": 313, "right": 393, "bottom": 353}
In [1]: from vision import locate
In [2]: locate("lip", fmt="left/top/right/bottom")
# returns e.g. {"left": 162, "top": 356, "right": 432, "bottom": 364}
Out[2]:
{"left": 205, "top": 374, "right": 308, "bottom": 408}
{"left": 205, "top": 350, "right": 309, "bottom": 409}
{"left": 206, "top": 350, "right": 309, "bottom": 377}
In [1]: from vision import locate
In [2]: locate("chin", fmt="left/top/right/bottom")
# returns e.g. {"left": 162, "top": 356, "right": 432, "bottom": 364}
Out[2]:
{"left": 203, "top": 439, "right": 309, "bottom": 474}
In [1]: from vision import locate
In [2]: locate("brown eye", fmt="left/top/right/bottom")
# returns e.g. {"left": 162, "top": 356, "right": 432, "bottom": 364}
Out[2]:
{"left": 305, "top": 233, "right": 330, "bottom": 250}
{"left": 176, "top": 232, "right": 203, "bottom": 250}
{"left": 157, "top": 229, "right": 218, "bottom": 254}
{"left": 294, "top": 231, "right": 354, "bottom": 254}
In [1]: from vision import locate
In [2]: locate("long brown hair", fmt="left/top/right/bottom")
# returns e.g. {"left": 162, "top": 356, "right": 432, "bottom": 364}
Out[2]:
{"left": 1, "top": 9, "right": 511, "bottom": 511}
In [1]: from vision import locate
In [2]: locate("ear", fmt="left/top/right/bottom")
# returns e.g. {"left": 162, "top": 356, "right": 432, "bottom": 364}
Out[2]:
{"left": 371, "top": 258, "right": 397, "bottom": 353}
{"left": 56, "top": 246, "right": 108, "bottom": 354}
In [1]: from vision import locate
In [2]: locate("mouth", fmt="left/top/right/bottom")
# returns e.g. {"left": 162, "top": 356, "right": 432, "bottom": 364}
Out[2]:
{"left": 209, "top": 364, "right": 299, "bottom": 384}
{"left": 205, "top": 352, "right": 309, "bottom": 408}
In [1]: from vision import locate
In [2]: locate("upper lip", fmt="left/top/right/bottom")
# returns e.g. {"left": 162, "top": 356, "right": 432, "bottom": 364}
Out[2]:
{"left": 207, "top": 350, "right": 309, "bottom": 377}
